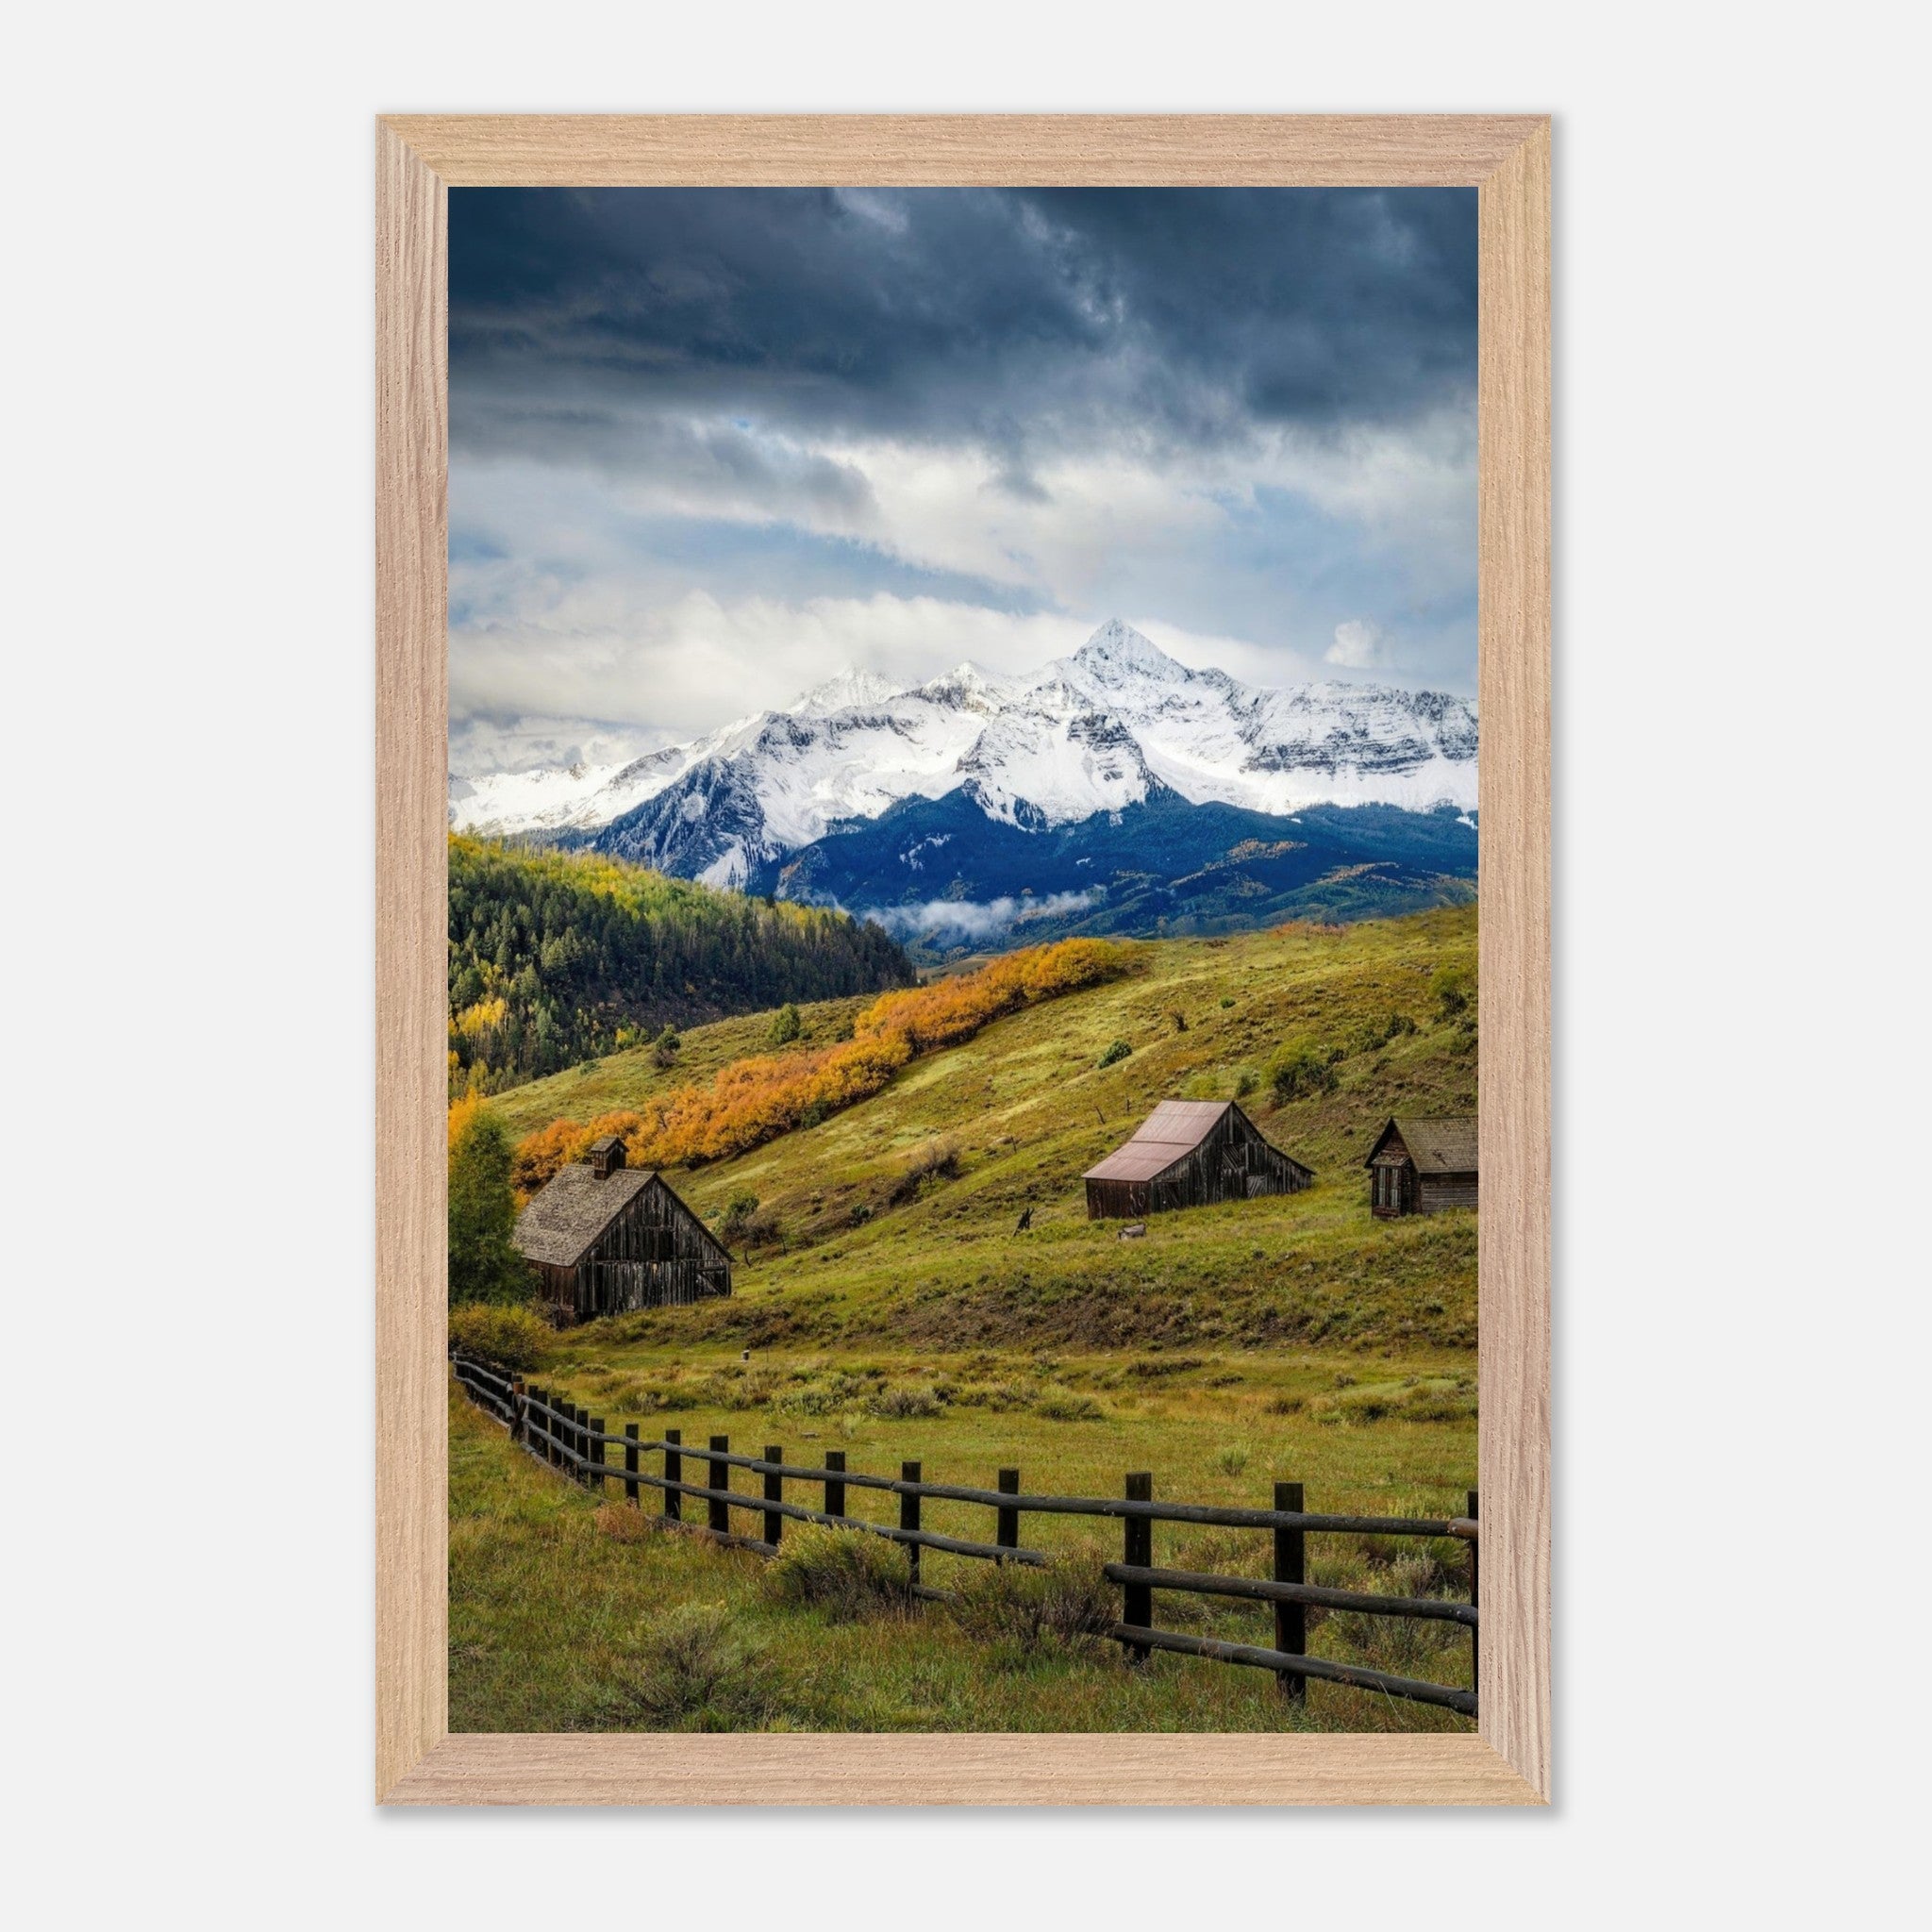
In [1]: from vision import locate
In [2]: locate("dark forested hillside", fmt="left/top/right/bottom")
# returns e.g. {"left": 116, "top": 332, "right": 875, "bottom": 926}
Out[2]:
{"left": 448, "top": 837, "right": 913, "bottom": 1095}
{"left": 752, "top": 789, "right": 1477, "bottom": 961}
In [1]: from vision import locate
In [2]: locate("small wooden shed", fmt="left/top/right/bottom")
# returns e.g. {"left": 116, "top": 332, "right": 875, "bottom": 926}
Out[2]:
{"left": 514, "top": 1136, "right": 731, "bottom": 1322}
{"left": 1364, "top": 1116, "right": 1478, "bottom": 1217}
{"left": 1082, "top": 1100, "right": 1314, "bottom": 1221}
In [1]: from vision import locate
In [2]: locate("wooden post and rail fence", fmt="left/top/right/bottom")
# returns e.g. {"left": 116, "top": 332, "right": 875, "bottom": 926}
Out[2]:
{"left": 452, "top": 1352, "right": 1478, "bottom": 1719}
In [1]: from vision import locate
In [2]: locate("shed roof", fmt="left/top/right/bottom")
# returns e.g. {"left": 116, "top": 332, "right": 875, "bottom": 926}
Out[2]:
{"left": 1083, "top": 1100, "right": 1244, "bottom": 1185}
{"left": 1365, "top": 1116, "right": 1478, "bottom": 1175}
{"left": 514, "top": 1164, "right": 658, "bottom": 1269}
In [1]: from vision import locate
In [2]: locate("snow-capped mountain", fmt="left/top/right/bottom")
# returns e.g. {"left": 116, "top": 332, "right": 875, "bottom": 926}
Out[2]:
{"left": 449, "top": 620, "right": 1477, "bottom": 891}
{"left": 791, "top": 667, "right": 908, "bottom": 717}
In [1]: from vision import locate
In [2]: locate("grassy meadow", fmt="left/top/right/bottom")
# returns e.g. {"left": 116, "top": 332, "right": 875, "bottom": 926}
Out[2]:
{"left": 453, "top": 904, "right": 1479, "bottom": 1733}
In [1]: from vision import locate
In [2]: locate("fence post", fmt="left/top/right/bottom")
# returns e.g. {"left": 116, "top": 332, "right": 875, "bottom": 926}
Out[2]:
{"left": 900, "top": 1461, "right": 922, "bottom": 1588}
{"left": 664, "top": 1429, "right": 682, "bottom": 1522}
{"left": 996, "top": 1468, "right": 1020, "bottom": 1557}
{"left": 1274, "top": 1480, "right": 1307, "bottom": 1705}
{"left": 1123, "top": 1473, "right": 1153, "bottom": 1662}
{"left": 1468, "top": 1488, "right": 1480, "bottom": 1700}
{"left": 708, "top": 1435, "right": 731, "bottom": 1536}
{"left": 532, "top": 1389, "right": 551, "bottom": 1465}
{"left": 590, "top": 1417, "right": 608, "bottom": 1495}
{"left": 763, "top": 1444, "right": 784, "bottom": 1548}
{"left": 624, "top": 1424, "right": 640, "bottom": 1506}
{"left": 510, "top": 1376, "right": 526, "bottom": 1446}
{"left": 573, "top": 1405, "right": 589, "bottom": 1482}
{"left": 824, "top": 1450, "right": 846, "bottom": 1523}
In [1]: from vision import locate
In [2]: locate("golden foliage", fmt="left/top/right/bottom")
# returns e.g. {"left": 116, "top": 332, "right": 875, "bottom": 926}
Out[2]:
{"left": 854, "top": 937, "right": 1130, "bottom": 1053}
{"left": 447, "top": 1092, "right": 487, "bottom": 1151}
{"left": 511, "top": 937, "right": 1132, "bottom": 1183}
{"left": 450, "top": 995, "right": 508, "bottom": 1043}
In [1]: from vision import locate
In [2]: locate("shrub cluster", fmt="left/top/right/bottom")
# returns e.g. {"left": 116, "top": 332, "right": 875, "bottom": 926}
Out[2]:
{"left": 943, "top": 1554, "right": 1115, "bottom": 1655}
{"left": 1266, "top": 1039, "right": 1339, "bottom": 1105}
{"left": 448, "top": 1302, "right": 554, "bottom": 1372}
{"left": 887, "top": 1136, "right": 961, "bottom": 1206}
{"left": 763, "top": 1526, "right": 913, "bottom": 1622}
{"left": 717, "top": 1191, "right": 780, "bottom": 1247}
{"left": 597, "top": 1606, "right": 784, "bottom": 1731}
{"left": 1346, "top": 1010, "right": 1418, "bottom": 1057}
{"left": 1430, "top": 964, "right": 1474, "bottom": 1021}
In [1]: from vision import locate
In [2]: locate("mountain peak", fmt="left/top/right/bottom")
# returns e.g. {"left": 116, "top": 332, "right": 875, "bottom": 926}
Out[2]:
{"left": 791, "top": 667, "right": 906, "bottom": 717}
{"left": 1074, "top": 619, "right": 1188, "bottom": 682}
{"left": 453, "top": 617, "right": 1477, "bottom": 858}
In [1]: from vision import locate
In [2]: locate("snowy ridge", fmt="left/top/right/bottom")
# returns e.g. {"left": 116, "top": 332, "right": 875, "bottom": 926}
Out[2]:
{"left": 449, "top": 620, "right": 1477, "bottom": 886}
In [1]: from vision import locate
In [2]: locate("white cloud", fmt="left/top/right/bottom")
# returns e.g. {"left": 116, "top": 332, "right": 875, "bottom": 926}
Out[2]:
{"left": 448, "top": 408, "right": 1475, "bottom": 769}
{"left": 449, "top": 572, "right": 1358, "bottom": 748}
{"left": 1326, "top": 619, "right": 1389, "bottom": 669}
{"left": 860, "top": 891, "right": 1096, "bottom": 941}
{"left": 447, "top": 714, "right": 666, "bottom": 780}
{"left": 450, "top": 587, "right": 1093, "bottom": 741}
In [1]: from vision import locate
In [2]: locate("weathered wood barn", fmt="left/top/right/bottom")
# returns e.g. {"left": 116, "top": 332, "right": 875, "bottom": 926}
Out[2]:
{"left": 1364, "top": 1116, "right": 1478, "bottom": 1217}
{"left": 1083, "top": 1100, "right": 1314, "bottom": 1221}
{"left": 513, "top": 1136, "right": 731, "bottom": 1322}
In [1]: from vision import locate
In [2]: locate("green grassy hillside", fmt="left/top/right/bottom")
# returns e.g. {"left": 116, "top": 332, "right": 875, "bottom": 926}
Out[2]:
{"left": 498, "top": 905, "right": 1477, "bottom": 1355}
{"left": 454, "top": 905, "right": 1478, "bottom": 1734}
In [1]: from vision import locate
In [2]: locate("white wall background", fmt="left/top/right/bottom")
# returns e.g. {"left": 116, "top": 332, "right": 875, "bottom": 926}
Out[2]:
{"left": 7, "top": 4, "right": 1924, "bottom": 1924}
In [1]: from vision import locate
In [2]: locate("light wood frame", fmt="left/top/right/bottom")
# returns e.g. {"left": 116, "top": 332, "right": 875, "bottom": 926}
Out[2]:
{"left": 377, "top": 114, "right": 1549, "bottom": 1807}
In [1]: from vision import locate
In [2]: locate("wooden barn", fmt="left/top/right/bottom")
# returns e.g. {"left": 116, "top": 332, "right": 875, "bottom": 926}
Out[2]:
{"left": 513, "top": 1135, "right": 731, "bottom": 1322}
{"left": 1082, "top": 1100, "right": 1314, "bottom": 1221}
{"left": 1364, "top": 1116, "right": 1478, "bottom": 1217}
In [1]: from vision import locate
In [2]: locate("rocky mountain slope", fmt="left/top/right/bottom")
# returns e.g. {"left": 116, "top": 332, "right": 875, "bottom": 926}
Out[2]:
{"left": 451, "top": 621, "right": 1478, "bottom": 915}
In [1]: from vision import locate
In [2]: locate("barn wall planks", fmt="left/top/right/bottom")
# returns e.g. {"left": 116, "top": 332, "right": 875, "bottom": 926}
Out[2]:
{"left": 576, "top": 1176, "right": 732, "bottom": 1317}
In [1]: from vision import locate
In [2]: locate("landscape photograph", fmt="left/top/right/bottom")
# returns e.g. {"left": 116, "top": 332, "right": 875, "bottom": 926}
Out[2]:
{"left": 442, "top": 183, "right": 1483, "bottom": 1735}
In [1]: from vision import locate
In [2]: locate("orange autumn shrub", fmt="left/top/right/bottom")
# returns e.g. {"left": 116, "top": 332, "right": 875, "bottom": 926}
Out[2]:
{"left": 512, "top": 938, "right": 1133, "bottom": 1177}
{"left": 853, "top": 937, "right": 1130, "bottom": 1053}
{"left": 508, "top": 1117, "right": 581, "bottom": 1198}
{"left": 508, "top": 1109, "right": 649, "bottom": 1197}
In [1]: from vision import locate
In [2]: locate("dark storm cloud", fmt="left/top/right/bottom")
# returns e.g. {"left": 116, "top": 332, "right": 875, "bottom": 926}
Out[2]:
{"left": 447, "top": 186, "right": 1479, "bottom": 751}
{"left": 449, "top": 186, "right": 1475, "bottom": 464}
{"left": 452, "top": 401, "right": 879, "bottom": 520}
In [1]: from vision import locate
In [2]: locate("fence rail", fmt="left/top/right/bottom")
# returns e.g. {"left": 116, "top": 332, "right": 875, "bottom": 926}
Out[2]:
{"left": 452, "top": 1352, "right": 1478, "bottom": 1719}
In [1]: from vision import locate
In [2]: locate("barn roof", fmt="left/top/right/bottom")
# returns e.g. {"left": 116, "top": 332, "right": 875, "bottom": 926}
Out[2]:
{"left": 514, "top": 1164, "right": 658, "bottom": 1268}
{"left": 1365, "top": 1116, "right": 1478, "bottom": 1174}
{"left": 1083, "top": 1100, "right": 1247, "bottom": 1184}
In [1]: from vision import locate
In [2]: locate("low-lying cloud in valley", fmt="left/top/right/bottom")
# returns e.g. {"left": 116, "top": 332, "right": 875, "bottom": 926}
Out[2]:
{"left": 859, "top": 891, "right": 1098, "bottom": 942}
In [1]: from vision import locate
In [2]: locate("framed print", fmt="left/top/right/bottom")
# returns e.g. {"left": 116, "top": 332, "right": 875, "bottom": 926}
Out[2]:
{"left": 376, "top": 114, "right": 1549, "bottom": 1806}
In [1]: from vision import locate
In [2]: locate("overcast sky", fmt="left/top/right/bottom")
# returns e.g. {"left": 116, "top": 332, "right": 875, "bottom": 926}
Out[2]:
{"left": 448, "top": 187, "right": 1476, "bottom": 776}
